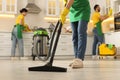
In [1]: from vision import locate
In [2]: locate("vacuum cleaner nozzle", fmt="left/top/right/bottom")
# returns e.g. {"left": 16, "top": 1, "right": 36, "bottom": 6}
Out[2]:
{"left": 28, "top": 65, "right": 67, "bottom": 72}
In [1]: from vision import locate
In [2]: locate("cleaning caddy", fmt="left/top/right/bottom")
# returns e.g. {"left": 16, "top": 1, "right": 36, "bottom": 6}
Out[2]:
{"left": 99, "top": 44, "right": 117, "bottom": 59}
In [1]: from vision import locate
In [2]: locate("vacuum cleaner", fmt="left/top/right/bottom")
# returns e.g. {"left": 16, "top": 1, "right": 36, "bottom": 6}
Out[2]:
{"left": 28, "top": 20, "right": 67, "bottom": 72}
{"left": 32, "top": 27, "right": 50, "bottom": 61}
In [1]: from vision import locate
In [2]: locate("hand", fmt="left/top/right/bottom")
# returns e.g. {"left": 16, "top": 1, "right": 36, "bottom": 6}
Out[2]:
{"left": 108, "top": 8, "right": 113, "bottom": 17}
{"left": 24, "top": 24, "right": 31, "bottom": 32}
{"left": 60, "top": 7, "right": 69, "bottom": 24}
{"left": 64, "top": 0, "right": 67, "bottom": 6}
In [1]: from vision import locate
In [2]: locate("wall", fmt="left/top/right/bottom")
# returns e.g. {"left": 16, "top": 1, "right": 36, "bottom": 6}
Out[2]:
{"left": 89, "top": 0, "right": 106, "bottom": 15}
{"left": 24, "top": 0, "right": 50, "bottom": 29}
{"left": 113, "top": 0, "right": 120, "bottom": 13}
{"left": 0, "top": 0, "right": 50, "bottom": 32}
{"left": 0, "top": 17, "right": 15, "bottom": 32}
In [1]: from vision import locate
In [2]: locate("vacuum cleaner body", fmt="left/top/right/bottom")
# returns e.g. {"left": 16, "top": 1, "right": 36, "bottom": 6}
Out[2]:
{"left": 32, "top": 28, "right": 50, "bottom": 61}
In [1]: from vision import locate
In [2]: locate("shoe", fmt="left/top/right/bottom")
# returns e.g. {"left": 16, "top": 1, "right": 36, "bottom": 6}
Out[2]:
{"left": 11, "top": 57, "right": 15, "bottom": 60}
{"left": 92, "top": 55, "right": 96, "bottom": 60}
{"left": 92, "top": 55, "right": 98, "bottom": 60}
{"left": 70, "top": 58, "right": 83, "bottom": 69}
{"left": 69, "top": 60, "right": 74, "bottom": 67}
{"left": 11, "top": 57, "right": 19, "bottom": 60}
{"left": 20, "top": 57, "right": 28, "bottom": 60}
{"left": 69, "top": 62, "right": 73, "bottom": 67}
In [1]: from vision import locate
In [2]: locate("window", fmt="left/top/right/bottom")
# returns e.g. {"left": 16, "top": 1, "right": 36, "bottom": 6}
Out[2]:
{"left": 0, "top": 0, "right": 17, "bottom": 14}
{"left": 5, "top": 0, "right": 17, "bottom": 14}
{"left": 106, "top": 0, "right": 110, "bottom": 14}
{"left": 59, "top": 0, "right": 64, "bottom": 13}
{"left": 46, "top": 0, "right": 64, "bottom": 16}
{"left": 0, "top": 0, "right": 3, "bottom": 12}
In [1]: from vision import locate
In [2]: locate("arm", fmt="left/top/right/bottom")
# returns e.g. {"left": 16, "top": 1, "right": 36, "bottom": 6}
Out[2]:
{"left": 60, "top": 0, "right": 74, "bottom": 24}
{"left": 65, "top": 0, "right": 74, "bottom": 9}
{"left": 100, "top": 15, "right": 109, "bottom": 21}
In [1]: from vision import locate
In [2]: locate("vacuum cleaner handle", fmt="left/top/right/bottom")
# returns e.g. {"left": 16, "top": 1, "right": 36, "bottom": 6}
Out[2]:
{"left": 48, "top": 20, "right": 60, "bottom": 58}
{"left": 49, "top": 20, "right": 63, "bottom": 64}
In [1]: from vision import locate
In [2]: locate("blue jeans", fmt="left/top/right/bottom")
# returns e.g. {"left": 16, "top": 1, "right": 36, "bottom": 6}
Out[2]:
{"left": 92, "top": 28, "right": 104, "bottom": 55}
{"left": 71, "top": 20, "right": 88, "bottom": 60}
{"left": 11, "top": 27, "right": 24, "bottom": 57}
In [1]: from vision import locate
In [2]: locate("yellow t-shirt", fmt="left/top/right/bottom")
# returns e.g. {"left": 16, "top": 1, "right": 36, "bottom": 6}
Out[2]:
{"left": 92, "top": 11, "right": 100, "bottom": 26}
{"left": 16, "top": 14, "right": 25, "bottom": 26}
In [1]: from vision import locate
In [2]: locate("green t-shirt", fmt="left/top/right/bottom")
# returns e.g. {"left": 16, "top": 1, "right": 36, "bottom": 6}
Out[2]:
{"left": 69, "top": 0, "right": 91, "bottom": 22}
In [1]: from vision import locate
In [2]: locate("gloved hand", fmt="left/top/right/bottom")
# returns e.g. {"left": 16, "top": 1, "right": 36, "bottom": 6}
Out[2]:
{"left": 60, "top": 7, "right": 69, "bottom": 24}
{"left": 63, "top": 0, "right": 67, "bottom": 6}
{"left": 23, "top": 24, "right": 31, "bottom": 32}
{"left": 108, "top": 8, "right": 113, "bottom": 17}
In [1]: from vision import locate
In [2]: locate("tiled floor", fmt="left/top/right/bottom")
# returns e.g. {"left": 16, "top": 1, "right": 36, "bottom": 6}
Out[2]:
{"left": 0, "top": 59, "right": 120, "bottom": 80}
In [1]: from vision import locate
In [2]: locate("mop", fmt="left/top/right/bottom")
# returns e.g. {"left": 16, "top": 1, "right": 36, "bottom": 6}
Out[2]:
{"left": 28, "top": 21, "right": 67, "bottom": 72}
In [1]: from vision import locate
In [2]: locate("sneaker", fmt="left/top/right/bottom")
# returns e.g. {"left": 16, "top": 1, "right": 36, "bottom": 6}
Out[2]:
{"left": 70, "top": 58, "right": 83, "bottom": 69}
{"left": 92, "top": 55, "right": 99, "bottom": 60}
{"left": 69, "top": 59, "right": 75, "bottom": 67}
{"left": 20, "top": 57, "right": 28, "bottom": 60}
{"left": 11, "top": 57, "right": 19, "bottom": 60}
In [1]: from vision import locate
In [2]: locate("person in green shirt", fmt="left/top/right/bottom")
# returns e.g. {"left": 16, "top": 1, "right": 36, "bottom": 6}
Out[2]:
{"left": 60, "top": 0, "right": 90, "bottom": 68}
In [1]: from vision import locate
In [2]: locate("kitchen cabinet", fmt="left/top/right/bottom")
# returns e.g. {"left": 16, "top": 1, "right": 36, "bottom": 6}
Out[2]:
{"left": 56, "top": 34, "right": 73, "bottom": 55}
{"left": 0, "top": 0, "right": 17, "bottom": 14}
{"left": 56, "top": 34, "right": 93, "bottom": 56}
{"left": 105, "top": 32, "right": 120, "bottom": 47}
{"left": 0, "top": 32, "right": 11, "bottom": 56}
{"left": 0, "top": 32, "right": 73, "bottom": 56}
{"left": 0, "top": 32, "right": 33, "bottom": 56}
{"left": 46, "top": 0, "right": 64, "bottom": 16}
{"left": 0, "top": 32, "right": 93, "bottom": 57}
{"left": 110, "top": 0, "right": 120, "bottom": 13}
{"left": 5, "top": 0, "right": 17, "bottom": 14}
{"left": 105, "top": 31, "right": 120, "bottom": 55}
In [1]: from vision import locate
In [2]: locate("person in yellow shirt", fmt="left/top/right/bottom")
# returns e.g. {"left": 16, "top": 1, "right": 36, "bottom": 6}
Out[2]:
{"left": 11, "top": 8, "right": 28, "bottom": 60}
{"left": 92, "top": 5, "right": 108, "bottom": 59}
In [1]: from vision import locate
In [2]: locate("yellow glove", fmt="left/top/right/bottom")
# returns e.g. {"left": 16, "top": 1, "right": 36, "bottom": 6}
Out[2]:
{"left": 63, "top": 0, "right": 67, "bottom": 6}
{"left": 108, "top": 8, "right": 113, "bottom": 17}
{"left": 60, "top": 7, "right": 69, "bottom": 24}
{"left": 23, "top": 24, "right": 31, "bottom": 32}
